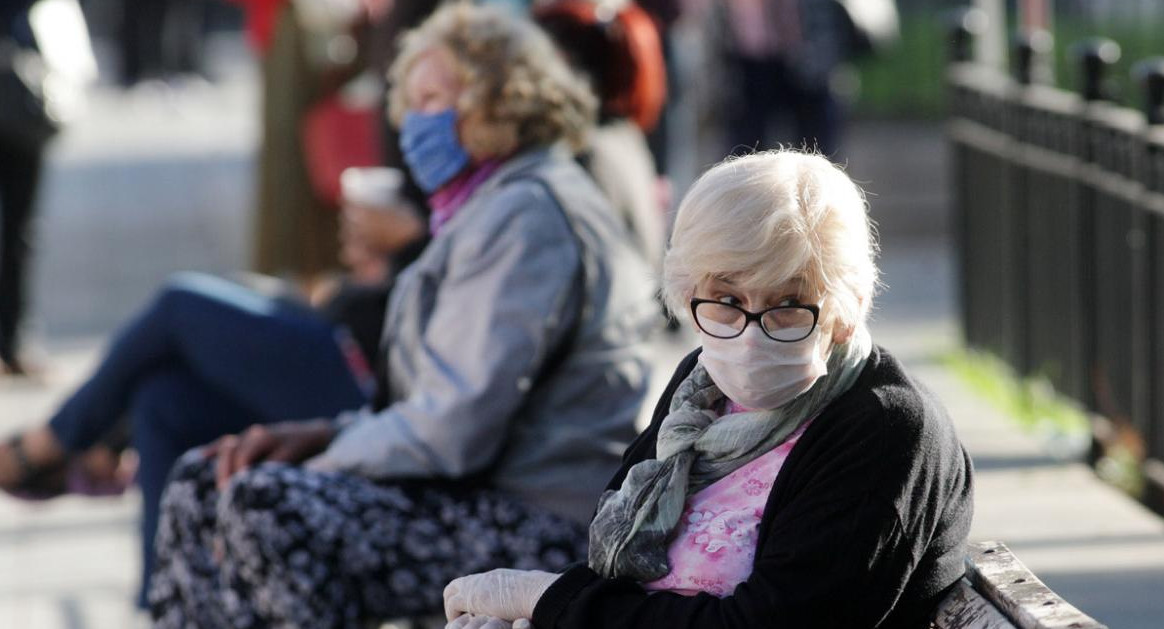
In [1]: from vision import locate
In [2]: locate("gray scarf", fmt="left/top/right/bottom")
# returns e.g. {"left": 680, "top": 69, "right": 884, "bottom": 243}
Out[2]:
{"left": 588, "top": 334, "right": 872, "bottom": 581}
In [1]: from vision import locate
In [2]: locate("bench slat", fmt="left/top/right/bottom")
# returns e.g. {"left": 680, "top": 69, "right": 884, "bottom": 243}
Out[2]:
{"left": 964, "top": 541, "right": 1107, "bottom": 629}
{"left": 933, "top": 579, "right": 1019, "bottom": 629}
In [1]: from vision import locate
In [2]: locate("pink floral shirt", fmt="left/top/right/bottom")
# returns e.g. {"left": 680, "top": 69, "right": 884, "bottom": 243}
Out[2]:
{"left": 642, "top": 415, "right": 811, "bottom": 598}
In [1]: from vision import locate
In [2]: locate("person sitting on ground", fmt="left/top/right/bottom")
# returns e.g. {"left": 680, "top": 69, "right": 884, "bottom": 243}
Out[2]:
{"left": 0, "top": 2, "right": 655, "bottom": 620}
{"left": 442, "top": 149, "right": 975, "bottom": 629}
{"left": 146, "top": 4, "right": 657, "bottom": 627}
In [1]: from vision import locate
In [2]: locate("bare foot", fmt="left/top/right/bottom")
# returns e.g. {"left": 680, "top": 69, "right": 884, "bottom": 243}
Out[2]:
{"left": 0, "top": 442, "right": 22, "bottom": 487}
{"left": 77, "top": 446, "right": 136, "bottom": 487}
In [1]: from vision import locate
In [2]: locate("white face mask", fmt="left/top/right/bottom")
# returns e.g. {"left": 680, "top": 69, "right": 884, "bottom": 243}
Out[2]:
{"left": 698, "top": 323, "right": 829, "bottom": 410}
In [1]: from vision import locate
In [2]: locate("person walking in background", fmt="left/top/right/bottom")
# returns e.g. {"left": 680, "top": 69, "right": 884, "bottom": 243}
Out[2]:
{"left": 245, "top": 0, "right": 344, "bottom": 288}
{"left": 310, "top": 0, "right": 445, "bottom": 360}
{"left": 444, "top": 149, "right": 973, "bottom": 628}
{"left": 635, "top": 0, "right": 682, "bottom": 197}
{"left": 722, "top": 0, "right": 845, "bottom": 157}
{"left": 719, "top": 0, "right": 896, "bottom": 158}
{"left": 119, "top": 0, "right": 208, "bottom": 85}
{"left": 0, "top": 0, "right": 46, "bottom": 375}
{"left": 235, "top": 0, "right": 378, "bottom": 294}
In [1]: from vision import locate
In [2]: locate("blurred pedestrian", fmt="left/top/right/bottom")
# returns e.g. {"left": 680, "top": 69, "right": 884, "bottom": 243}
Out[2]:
{"left": 0, "top": 0, "right": 46, "bottom": 375}
{"left": 241, "top": 0, "right": 436, "bottom": 298}
{"left": 309, "top": 0, "right": 444, "bottom": 358}
{"left": 119, "top": 0, "right": 207, "bottom": 85}
{"left": 241, "top": 0, "right": 348, "bottom": 291}
{"left": 719, "top": 0, "right": 897, "bottom": 158}
{"left": 636, "top": 0, "right": 682, "bottom": 176}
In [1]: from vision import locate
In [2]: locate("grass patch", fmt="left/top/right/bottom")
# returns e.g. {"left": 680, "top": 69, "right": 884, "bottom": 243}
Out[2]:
{"left": 941, "top": 348, "right": 1091, "bottom": 457}
{"left": 942, "top": 348, "right": 1150, "bottom": 497}
{"left": 1095, "top": 446, "right": 1145, "bottom": 498}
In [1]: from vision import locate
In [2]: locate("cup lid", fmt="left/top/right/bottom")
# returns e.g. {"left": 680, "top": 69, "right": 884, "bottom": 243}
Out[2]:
{"left": 341, "top": 167, "right": 405, "bottom": 207}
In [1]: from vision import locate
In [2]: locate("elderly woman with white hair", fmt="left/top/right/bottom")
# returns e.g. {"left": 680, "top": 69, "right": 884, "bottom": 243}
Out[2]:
{"left": 444, "top": 150, "right": 974, "bottom": 629}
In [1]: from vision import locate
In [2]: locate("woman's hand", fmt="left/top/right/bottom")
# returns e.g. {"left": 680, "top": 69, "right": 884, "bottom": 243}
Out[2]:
{"left": 339, "top": 203, "right": 424, "bottom": 284}
{"left": 445, "top": 615, "right": 532, "bottom": 629}
{"left": 443, "top": 569, "right": 559, "bottom": 623}
{"left": 341, "top": 203, "right": 425, "bottom": 257}
{"left": 204, "top": 420, "right": 337, "bottom": 490}
{"left": 339, "top": 238, "right": 391, "bottom": 285}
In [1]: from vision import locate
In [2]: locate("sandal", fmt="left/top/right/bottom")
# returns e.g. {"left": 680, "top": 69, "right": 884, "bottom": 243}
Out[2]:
{"left": 2, "top": 435, "right": 68, "bottom": 500}
{"left": 2, "top": 436, "right": 133, "bottom": 501}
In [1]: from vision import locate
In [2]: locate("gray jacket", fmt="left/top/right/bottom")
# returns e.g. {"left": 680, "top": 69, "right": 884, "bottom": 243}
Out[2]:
{"left": 308, "top": 147, "right": 658, "bottom": 523}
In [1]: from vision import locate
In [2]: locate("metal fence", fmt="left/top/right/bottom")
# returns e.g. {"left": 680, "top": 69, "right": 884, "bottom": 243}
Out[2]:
{"left": 946, "top": 9, "right": 1164, "bottom": 510}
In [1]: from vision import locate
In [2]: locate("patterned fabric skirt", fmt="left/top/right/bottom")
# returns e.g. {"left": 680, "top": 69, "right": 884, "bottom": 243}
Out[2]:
{"left": 149, "top": 451, "right": 588, "bottom": 629}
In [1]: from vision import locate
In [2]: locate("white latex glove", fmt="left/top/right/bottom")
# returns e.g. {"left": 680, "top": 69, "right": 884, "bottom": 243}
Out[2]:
{"left": 445, "top": 614, "right": 533, "bottom": 629}
{"left": 444, "top": 569, "right": 559, "bottom": 622}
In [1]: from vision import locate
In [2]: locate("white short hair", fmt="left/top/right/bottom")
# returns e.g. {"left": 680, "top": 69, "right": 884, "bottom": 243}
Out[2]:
{"left": 662, "top": 150, "right": 879, "bottom": 337}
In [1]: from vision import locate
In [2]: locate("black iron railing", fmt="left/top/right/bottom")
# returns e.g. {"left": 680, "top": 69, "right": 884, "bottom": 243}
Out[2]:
{"left": 947, "top": 8, "right": 1164, "bottom": 510}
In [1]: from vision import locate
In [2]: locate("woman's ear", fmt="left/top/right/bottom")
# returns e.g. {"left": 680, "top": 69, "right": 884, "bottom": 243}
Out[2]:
{"left": 459, "top": 110, "right": 517, "bottom": 163}
{"left": 832, "top": 295, "right": 867, "bottom": 346}
{"left": 832, "top": 324, "right": 854, "bottom": 346}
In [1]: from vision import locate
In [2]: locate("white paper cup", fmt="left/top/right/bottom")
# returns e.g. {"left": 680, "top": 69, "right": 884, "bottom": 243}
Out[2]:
{"left": 341, "top": 167, "right": 405, "bottom": 210}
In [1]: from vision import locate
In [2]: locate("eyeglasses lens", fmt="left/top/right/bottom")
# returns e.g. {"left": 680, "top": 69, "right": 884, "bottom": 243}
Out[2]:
{"left": 695, "top": 302, "right": 745, "bottom": 337}
{"left": 762, "top": 308, "right": 815, "bottom": 341}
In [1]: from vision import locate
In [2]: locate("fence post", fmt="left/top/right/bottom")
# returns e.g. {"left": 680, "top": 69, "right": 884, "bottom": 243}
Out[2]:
{"left": 1071, "top": 39, "right": 1120, "bottom": 443}
{"left": 1010, "top": 28, "right": 1068, "bottom": 389}
{"left": 947, "top": 7, "right": 981, "bottom": 353}
{"left": 1013, "top": 29, "right": 1054, "bottom": 86}
{"left": 1136, "top": 58, "right": 1164, "bottom": 510}
{"left": 947, "top": 7, "right": 987, "bottom": 64}
{"left": 999, "top": 31, "right": 1039, "bottom": 375}
{"left": 1002, "top": 28, "right": 1053, "bottom": 377}
{"left": 1074, "top": 38, "right": 1122, "bottom": 102}
{"left": 1136, "top": 59, "right": 1164, "bottom": 125}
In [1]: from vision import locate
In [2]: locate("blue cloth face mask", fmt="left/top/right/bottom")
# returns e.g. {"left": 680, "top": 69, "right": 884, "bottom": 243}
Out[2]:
{"left": 399, "top": 108, "right": 472, "bottom": 193}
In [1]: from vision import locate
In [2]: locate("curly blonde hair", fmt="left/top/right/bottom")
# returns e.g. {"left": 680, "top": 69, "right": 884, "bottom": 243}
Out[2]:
{"left": 387, "top": 2, "right": 597, "bottom": 157}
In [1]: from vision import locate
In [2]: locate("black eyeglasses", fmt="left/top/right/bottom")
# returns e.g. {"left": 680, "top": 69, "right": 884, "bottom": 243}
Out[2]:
{"left": 689, "top": 298, "right": 820, "bottom": 342}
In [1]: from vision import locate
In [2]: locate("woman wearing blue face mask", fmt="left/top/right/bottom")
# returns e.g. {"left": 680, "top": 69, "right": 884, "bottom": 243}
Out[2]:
{"left": 444, "top": 150, "right": 975, "bottom": 629}
{"left": 143, "top": 4, "right": 659, "bottom": 628}
{"left": 1, "top": 3, "right": 656, "bottom": 626}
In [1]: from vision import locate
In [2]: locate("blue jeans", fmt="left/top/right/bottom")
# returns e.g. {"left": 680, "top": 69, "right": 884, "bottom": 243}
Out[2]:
{"left": 47, "top": 273, "right": 369, "bottom": 606}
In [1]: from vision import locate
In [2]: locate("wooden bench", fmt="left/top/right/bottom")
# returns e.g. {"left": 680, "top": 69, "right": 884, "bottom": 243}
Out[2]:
{"left": 385, "top": 540, "right": 1106, "bottom": 629}
{"left": 933, "top": 541, "right": 1107, "bottom": 629}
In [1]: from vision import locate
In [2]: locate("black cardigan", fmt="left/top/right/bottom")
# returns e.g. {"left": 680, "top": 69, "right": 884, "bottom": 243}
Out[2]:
{"left": 532, "top": 346, "right": 974, "bottom": 628}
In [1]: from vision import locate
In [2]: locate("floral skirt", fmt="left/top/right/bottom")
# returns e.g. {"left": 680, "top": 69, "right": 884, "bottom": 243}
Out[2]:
{"left": 149, "top": 451, "right": 588, "bottom": 629}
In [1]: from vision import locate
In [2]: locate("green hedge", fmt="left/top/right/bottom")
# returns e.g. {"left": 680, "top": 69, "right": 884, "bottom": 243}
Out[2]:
{"left": 853, "top": 14, "right": 951, "bottom": 119}
{"left": 851, "top": 12, "right": 1164, "bottom": 119}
